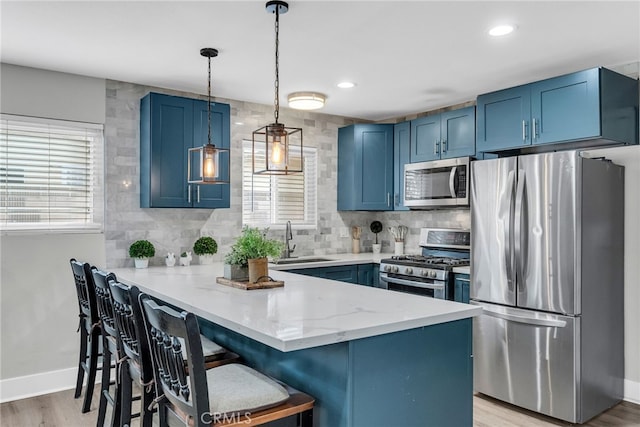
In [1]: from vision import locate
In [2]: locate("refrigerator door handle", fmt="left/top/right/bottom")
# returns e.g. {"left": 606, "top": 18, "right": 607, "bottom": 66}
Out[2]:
{"left": 482, "top": 307, "right": 567, "bottom": 328}
{"left": 449, "top": 166, "right": 458, "bottom": 198}
{"left": 514, "top": 169, "right": 526, "bottom": 291}
{"left": 504, "top": 170, "right": 516, "bottom": 291}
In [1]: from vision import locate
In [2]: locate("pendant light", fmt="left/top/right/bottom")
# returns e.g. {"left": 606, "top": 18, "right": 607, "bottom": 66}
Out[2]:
{"left": 252, "top": 0, "right": 303, "bottom": 175}
{"left": 188, "top": 48, "right": 230, "bottom": 185}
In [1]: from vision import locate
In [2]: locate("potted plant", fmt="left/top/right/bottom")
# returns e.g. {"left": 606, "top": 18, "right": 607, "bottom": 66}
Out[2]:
{"left": 193, "top": 236, "right": 218, "bottom": 265}
{"left": 370, "top": 221, "right": 383, "bottom": 254}
{"left": 224, "top": 226, "right": 284, "bottom": 283}
{"left": 179, "top": 251, "right": 192, "bottom": 266}
{"left": 129, "top": 240, "right": 155, "bottom": 269}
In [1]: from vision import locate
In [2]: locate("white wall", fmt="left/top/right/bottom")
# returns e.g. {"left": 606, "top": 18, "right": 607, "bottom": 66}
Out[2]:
{"left": 583, "top": 145, "right": 640, "bottom": 403}
{"left": 0, "top": 64, "right": 107, "bottom": 400}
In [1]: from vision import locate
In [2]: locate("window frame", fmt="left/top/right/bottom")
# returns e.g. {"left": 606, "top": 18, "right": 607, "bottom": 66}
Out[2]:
{"left": 0, "top": 114, "right": 104, "bottom": 234}
{"left": 242, "top": 140, "right": 317, "bottom": 230}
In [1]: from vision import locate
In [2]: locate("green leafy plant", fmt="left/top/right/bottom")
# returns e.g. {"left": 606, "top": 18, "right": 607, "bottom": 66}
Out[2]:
{"left": 224, "top": 226, "right": 284, "bottom": 266}
{"left": 193, "top": 236, "right": 218, "bottom": 256}
{"left": 129, "top": 240, "right": 155, "bottom": 259}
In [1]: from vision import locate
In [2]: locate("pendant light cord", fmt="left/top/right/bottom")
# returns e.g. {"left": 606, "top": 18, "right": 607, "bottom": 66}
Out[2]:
{"left": 274, "top": 5, "right": 280, "bottom": 125}
{"left": 207, "top": 55, "right": 212, "bottom": 145}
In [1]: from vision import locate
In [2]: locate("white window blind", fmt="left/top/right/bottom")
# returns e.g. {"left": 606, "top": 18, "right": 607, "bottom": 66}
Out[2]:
{"left": 0, "top": 115, "right": 104, "bottom": 231}
{"left": 242, "top": 141, "right": 317, "bottom": 229}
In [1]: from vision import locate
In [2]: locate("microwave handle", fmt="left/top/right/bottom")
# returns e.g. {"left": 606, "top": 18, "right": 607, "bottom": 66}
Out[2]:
{"left": 449, "top": 166, "right": 458, "bottom": 198}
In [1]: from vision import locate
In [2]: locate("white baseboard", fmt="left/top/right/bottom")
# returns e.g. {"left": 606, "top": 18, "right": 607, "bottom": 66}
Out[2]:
{"left": 624, "top": 379, "right": 640, "bottom": 405}
{"left": 0, "top": 367, "right": 101, "bottom": 404}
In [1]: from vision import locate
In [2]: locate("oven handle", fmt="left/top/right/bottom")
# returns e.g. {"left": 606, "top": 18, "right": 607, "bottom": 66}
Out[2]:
{"left": 379, "top": 274, "right": 445, "bottom": 290}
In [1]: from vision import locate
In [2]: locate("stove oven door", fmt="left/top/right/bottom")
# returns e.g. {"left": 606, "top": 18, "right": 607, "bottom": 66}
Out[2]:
{"left": 379, "top": 273, "right": 449, "bottom": 299}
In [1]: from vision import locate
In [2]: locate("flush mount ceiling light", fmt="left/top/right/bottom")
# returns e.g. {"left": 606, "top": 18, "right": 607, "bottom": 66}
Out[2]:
{"left": 287, "top": 92, "right": 326, "bottom": 110}
{"left": 489, "top": 24, "right": 516, "bottom": 37}
{"left": 187, "top": 48, "right": 230, "bottom": 185}
{"left": 252, "top": 0, "right": 303, "bottom": 175}
{"left": 337, "top": 81, "right": 356, "bottom": 89}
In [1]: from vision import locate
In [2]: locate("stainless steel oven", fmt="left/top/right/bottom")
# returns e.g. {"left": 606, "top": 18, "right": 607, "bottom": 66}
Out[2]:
{"left": 404, "top": 157, "right": 470, "bottom": 208}
{"left": 378, "top": 228, "right": 471, "bottom": 300}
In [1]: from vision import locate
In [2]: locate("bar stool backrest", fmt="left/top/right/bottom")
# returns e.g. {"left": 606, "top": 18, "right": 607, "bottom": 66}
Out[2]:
{"left": 70, "top": 258, "right": 99, "bottom": 329}
{"left": 91, "top": 269, "right": 119, "bottom": 340}
{"left": 109, "top": 279, "right": 153, "bottom": 385}
{"left": 139, "top": 295, "right": 210, "bottom": 426}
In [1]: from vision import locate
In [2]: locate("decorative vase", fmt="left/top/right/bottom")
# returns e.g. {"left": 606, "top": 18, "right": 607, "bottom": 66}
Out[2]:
{"left": 352, "top": 238, "right": 360, "bottom": 254}
{"left": 199, "top": 254, "right": 214, "bottom": 265}
{"left": 179, "top": 251, "right": 192, "bottom": 266}
{"left": 165, "top": 252, "right": 176, "bottom": 267}
{"left": 248, "top": 257, "right": 269, "bottom": 283}
{"left": 134, "top": 258, "right": 149, "bottom": 269}
{"left": 394, "top": 241, "right": 404, "bottom": 255}
{"left": 372, "top": 243, "right": 381, "bottom": 254}
{"left": 224, "top": 264, "right": 249, "bottom": 281}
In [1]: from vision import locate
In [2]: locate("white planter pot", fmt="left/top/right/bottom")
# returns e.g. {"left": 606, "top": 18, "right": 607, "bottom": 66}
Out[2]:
{"left": 134, "top": 258, "right": 149, "bottom": 269}
{"left": 372, "top": 243, "right": 381, "bottom": 254}
{"left": 199, "top": 254, "right": 214, "bottom": 265}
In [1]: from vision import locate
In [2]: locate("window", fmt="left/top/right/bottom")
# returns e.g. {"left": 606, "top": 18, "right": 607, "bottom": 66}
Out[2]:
{"left": 0, "top": 114, "right": 104, "bottom": 232}
{"left": 242, "top": 140, "right": 317, "bottom": 229}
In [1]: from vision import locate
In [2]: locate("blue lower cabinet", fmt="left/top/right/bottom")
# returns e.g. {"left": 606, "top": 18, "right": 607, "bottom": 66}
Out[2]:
{"left": 454, "top": 274, "right": 470, "bottom": 304}
{"left": 286, "top": 264, "right": 377, "bottom": 286}
{"left": 372, "top": 264, "right": 380, "bottom": 287}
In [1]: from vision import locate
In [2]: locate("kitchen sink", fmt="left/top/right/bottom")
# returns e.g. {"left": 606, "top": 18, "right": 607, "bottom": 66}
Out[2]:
{"left": 273, "top": 257, "right": 333, "bottom": 265}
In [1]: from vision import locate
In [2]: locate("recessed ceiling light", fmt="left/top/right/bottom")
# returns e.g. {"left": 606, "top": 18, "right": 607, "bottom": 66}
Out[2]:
{"left": 337, "top": 81, "right": 356, "bottom": 89}
{"left": 287, "top": 92, "right": 326, "bottom": 110}
{"left": 489, "top": 24, "right": 516, "bottom": 37}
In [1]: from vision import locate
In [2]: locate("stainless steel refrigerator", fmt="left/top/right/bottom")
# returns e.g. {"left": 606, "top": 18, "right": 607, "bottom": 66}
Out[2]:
{"left": 470, "top": 150, "right": 624, "bottom": 423}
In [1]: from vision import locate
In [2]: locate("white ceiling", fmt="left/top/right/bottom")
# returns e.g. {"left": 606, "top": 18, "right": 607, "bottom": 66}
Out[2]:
{"left": 1, "top": 1, "right": 639, "bottom": 121}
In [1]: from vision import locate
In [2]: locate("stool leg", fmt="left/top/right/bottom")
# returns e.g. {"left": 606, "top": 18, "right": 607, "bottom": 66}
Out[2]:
{"left": 97, "top": 337, "right": 111, "bottom": 426}
{"left": 82, "top": 329, "right": 100, "bottom": 413}
{"left": 119, "top": 363, "right": 132, "bottom": 427}
{"left": 299, "top": 409, "right": 313, "bottom": 427}
{"left": 74, "top": 322, "right": 88, "bottom": 399}
{"left": 140, "top": 379, "right": 155, "bottom": 427}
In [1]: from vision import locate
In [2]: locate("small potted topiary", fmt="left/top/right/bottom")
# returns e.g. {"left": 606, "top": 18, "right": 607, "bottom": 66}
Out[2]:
{"left": 193, "top": 236, "right": 218, "bottom": 265}
{"left": 129, "top": 240, "right": 155, "bottom": 269}
{"left": 224, "top": 226, "right": 283, "bottom": 283}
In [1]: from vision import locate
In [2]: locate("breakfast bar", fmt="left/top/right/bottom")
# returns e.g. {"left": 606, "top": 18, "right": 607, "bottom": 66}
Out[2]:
{"left": 111, "top": 263, "right": 481, "bottom": 427}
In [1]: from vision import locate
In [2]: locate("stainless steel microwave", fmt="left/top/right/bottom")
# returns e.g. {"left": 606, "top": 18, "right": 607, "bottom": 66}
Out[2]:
{"left": 404, "top": 157, "right": 470, "bottom": 208}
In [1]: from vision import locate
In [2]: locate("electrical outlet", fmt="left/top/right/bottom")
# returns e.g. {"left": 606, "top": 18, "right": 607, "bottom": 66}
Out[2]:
{"left": 339, "top": 227, "right": 349, "bottom": 238}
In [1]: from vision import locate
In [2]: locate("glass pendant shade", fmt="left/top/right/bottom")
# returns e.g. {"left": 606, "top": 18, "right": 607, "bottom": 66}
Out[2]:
{"left": 252, "top": 123, "right": 302, "bottom": 175}
{"left": 188, "top": 143, "right": 230, "bottom": 184}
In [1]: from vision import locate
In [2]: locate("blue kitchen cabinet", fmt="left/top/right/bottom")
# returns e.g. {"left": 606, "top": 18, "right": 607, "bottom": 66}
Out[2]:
{"left": 338, "top": 124, "right": 394, "bottom": 211}
{"left": 286, "top": 264, "right": 377, "bottom": 286}
{"left": 372, "top": 264, "right": 380, "bottom": 287}
{"left": 477, "top": 67, "right": 639, "bottom": 153}
{"left": 393, "top": 121, "right": 410, "bottom": 211}
{"left": 411, "top": 106, "right": 475, "bottom": 162}
{"left": 454, "top": 274, "right": 470, "bottom": 304}
{"left": 140, "top": 92, "right": 230, "bottom": 208}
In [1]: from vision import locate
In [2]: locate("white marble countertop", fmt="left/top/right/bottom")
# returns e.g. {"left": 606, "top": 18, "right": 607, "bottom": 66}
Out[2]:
{"left": 111, "top": 263, "right": 481, "bottom": 352}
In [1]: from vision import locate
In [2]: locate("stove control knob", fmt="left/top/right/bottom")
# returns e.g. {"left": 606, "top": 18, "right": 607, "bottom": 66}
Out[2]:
{"left": 384, "top": 265, "right": 391, "bottom": 272}
{"left": 392, "top": 266, "right": 399, "bottom": 273}
{"left": 420, "top": 269, "right": 428, "bottom": 276}
{"left": 405, "top": 268, "right": 413, "bottom": 275}
{"left": 429, "top": 271, "right": 437, "bottom": 278}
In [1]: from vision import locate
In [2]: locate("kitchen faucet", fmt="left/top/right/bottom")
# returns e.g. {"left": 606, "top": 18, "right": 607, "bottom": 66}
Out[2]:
{"left": 282, "top": 221, "right": 296, "bottom": 258}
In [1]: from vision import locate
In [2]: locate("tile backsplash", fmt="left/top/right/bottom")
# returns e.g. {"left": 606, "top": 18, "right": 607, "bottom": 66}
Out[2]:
{"left": 104, "top": 80, "right": 469, "bottom": 267}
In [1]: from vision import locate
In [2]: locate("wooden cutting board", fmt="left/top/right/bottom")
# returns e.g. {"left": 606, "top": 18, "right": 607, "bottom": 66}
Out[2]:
{"left": 216, "top": 277, "right": 284, "bottom": 290}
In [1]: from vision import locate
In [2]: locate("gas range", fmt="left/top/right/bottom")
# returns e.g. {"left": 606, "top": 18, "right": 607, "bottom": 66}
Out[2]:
{"left": 379, "top": 228, "right": 470, "bottom": 300}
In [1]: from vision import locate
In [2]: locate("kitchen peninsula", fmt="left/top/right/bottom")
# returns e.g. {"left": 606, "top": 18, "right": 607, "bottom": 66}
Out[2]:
{"left": 111, "top": 262, "right": 481, "bottom": 427}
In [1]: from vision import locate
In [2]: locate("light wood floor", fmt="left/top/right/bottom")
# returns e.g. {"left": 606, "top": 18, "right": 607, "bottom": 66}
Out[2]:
{"left": 1, "top": 387, "right": 638, "bottom": 426}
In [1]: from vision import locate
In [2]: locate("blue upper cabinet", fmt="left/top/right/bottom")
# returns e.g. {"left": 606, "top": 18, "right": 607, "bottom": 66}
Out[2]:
{"left": 411, "top": 106, "right": 476, "bottom": 162}
{"left": 140, "top": 93, "right": 231, "bottom": 209}
{"left": 477, "top": 67, "right": 639, "bottom": 153}
{"left": 410, "top": 115, "right": 441, "bottom": 162}
{"left": 393, "top": 122, "right": 410, "bottom": 211}
{"left": 338, "top": 124, "right": 394, "bottom": 211}
{"left": 476, "top": 86, "right": 531, "bottom": 152}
